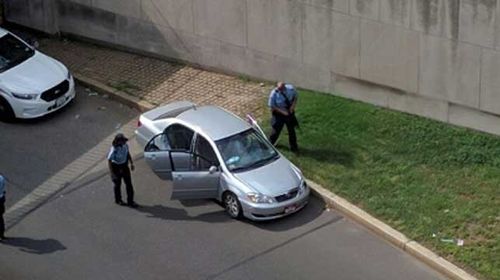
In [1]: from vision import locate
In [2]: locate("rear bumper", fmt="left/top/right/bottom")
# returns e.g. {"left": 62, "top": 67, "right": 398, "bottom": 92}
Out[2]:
{"left": 241, "top": 187, "right": 310, "bottom": 221}
{"left": 10, "top": 78, "right": 75, "bottom": 119}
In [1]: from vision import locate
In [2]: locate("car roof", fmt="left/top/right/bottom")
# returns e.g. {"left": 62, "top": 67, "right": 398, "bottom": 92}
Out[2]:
{"left": 177, "top": 106, "right": 251, "bottom": 141}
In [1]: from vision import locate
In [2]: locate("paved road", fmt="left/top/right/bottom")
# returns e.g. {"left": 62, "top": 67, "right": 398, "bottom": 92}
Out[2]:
{"left": 0, "top": 158, "right": 446, "bottom": 280}
{"left": 0, "top": 84, "right": 138, "bottom": 208}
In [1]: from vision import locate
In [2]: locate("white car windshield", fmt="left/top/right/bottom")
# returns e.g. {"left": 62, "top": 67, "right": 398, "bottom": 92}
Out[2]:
{"left": 216, "top": 129, "right": 279, "bottom": 172}
{"left": 0, "top": 34, "right": 35, "bottom": 73}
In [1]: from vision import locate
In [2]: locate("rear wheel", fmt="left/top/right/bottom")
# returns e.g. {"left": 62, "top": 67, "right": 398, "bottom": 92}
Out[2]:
{"left": 0, "top": 97, "right": 14, "bottom": 121}
{"left": 223, "top": 192, "right": 242, "bottom": 219}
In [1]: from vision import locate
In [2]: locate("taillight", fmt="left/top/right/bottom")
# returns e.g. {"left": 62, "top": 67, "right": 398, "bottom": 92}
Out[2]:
{"left": 137, "top": 119, "right": 142, "bottom": 127}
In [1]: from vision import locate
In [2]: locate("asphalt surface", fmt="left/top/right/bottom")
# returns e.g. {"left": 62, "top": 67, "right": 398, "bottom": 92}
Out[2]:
{"left": 0, "top": 84, "right": 138, "bottom": 208}
{"left": 0, "top": 158, "right": 446, "bottom": 280}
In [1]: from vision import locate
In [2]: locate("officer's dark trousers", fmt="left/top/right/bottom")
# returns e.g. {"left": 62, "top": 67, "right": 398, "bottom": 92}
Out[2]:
{"left": 111, "top": 163, "right": 134, "bottom": 204}
{"left": 269, "top": 113, "right": 298, "bottom": 151}
{"left": 0, "top": 196, "right": 5, "bottom": 238}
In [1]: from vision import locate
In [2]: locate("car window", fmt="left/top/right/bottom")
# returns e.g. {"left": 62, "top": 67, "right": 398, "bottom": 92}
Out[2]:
{"left": 193, "top": 135, "right": 219, "bottom": 171}
{"left": 0, "top": 34, "right": 35, "bottom": 73}
{"left": 216, "top": 129, "right": 279, "bottom": 172}
{"left": 145, "top": 133, "right": 171, "bottom": 152}
{"left": 164, "top": 124, "right": 194, "bottom": 151}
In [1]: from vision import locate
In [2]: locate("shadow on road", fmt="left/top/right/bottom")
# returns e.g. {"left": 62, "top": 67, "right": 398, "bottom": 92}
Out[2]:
{"left": 1, "top": 237, "right": 66, "bottom": 254}
{"left": 134, "top": 195, "right": 329, "bottom": 231}
{"left": 135, "top": 204, "right": 231, "bottom": 223}
{"left": 250, "top": 196, "right": 330, "bottom": 232}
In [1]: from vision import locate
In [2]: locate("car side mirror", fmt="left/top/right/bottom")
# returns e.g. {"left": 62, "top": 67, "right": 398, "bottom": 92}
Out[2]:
{"left": 27, "top": 38, "right": 39, "bottom": 49}
{"left": 209, "top": 166, "right": 218, "bottom": 174}
{"left": 31, "top": 40, "right": 40, "bottom": 49}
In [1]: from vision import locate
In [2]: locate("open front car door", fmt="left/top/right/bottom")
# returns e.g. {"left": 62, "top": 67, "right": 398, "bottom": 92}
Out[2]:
{"left": 171, "top": 134, "right": 220, "bottom": 200}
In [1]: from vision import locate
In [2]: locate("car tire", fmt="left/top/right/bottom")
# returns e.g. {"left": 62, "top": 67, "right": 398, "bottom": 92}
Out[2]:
{"left": 0, "top": 97, "right": 14, "bottom": 121}
{"left": 223, "top": 192, "right": 242, "bottom": 219}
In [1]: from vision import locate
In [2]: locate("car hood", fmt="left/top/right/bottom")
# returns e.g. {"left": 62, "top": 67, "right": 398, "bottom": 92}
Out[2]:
{"left": 0, "top": 51, "right": 67, "bottom": 93}
{"left": 233, "top": 156, "right": 301, "bottom": 196}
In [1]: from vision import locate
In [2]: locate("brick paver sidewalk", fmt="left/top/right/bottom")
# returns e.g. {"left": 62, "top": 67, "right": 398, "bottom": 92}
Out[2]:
{"left": 39, "top": 38, "right": 270, "bottom": 117}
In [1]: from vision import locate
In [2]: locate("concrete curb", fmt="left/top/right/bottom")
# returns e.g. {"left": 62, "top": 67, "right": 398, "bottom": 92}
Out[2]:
{"left": 73, "top": 73, "right": 155, "bottom": 112}
{"left": 307, "top": 180, "right": 478, "bottom": 280}
{"left": 72, "top": 72, "right": 477, "bottom": 280}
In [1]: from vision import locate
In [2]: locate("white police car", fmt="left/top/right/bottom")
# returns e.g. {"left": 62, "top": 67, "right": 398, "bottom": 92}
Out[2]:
{"left": 0, "top": 28, "right": 75, "bottom": 120}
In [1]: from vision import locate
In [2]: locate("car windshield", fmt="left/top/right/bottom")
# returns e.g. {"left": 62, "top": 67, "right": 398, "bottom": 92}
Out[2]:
{"left": 0, "top": 33, "right": 35, "bottom": 73}
{"left": 216, "top": 129, "right": 279, "bottom": 172}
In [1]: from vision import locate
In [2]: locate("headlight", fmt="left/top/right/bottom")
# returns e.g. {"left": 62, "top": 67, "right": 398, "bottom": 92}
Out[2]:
{"left": 298, "top": 180, "right": 307, "bottom": 194}
{"left": 247, "top": 192, "right": 275, "bottom": 204}
{"left": 12, "top": 92, "right": 38, "bottom": 100}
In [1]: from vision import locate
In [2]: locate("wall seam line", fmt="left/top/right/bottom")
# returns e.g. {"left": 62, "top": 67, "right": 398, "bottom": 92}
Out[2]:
{"left": 377, "top": 0, "right": 381, "bottom": 21}
{"left": 478, "top": 47, "right": 483, "bottom": 109}
{"left": 300, "top": 1, "right": 304, "bottom": 64}
{"left": 244, "top": 0, "right": 248, "bottom": 47}
{"left": 358, "top": 17, "right": 362, "bottom": 79}
{"left": 417, "top": 32, "right": 421, "bottom": 96}
{"left": 191, "top": 0, "right": 196, "bottom": 34}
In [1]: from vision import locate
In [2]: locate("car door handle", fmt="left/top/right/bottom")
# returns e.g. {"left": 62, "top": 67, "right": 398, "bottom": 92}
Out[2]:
{"left": 174, "top": 174, "right": 183, "bottom": 180}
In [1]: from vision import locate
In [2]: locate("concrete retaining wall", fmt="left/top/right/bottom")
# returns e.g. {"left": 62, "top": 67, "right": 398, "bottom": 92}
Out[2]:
{"left": 5, "top": 0, "right": 500, "bottom": 135}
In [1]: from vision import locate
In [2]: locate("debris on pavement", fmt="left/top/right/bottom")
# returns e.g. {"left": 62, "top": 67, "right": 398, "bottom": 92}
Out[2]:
{"left": 74, "top": 114, "right": 80, "bottom": 119}
{"left": 98, "top": 106, "right": 107, "bottom": 111}
{"left": 102, "top": 94, "right": 109, "bottom": 99}
{"left": 86, "top": 87, "right": 99, "bottom": 96}
{"left": 115, "top": 123, "right": 122, "bottom": 129}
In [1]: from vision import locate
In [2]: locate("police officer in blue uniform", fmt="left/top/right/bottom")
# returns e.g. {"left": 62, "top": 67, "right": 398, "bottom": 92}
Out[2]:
{"left": 268, "top": 82, "right": 299, "bottom": 152}
{"left": 108, "top": 133, "right": 138, "bottom": 208}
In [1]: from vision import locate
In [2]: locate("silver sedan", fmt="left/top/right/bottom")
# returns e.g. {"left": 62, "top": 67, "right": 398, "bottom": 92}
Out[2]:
{"left": 135, "top": 101, "right": 309, "bottom": 221}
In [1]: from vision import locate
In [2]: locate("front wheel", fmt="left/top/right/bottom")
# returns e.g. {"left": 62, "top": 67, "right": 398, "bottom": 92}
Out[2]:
{"left": 223, "top": 192, "right": 242, "bottom": 219}
{"left": 0, "top": 97, "right": 14, "bottom": 121}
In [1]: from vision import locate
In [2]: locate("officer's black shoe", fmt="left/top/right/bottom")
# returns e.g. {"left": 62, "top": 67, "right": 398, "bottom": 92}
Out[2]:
{"left": 115, "top": 200, "right": 125, "bottom": 206}
{"left": 127, "top": 202, "right": 139, "bottom": 208}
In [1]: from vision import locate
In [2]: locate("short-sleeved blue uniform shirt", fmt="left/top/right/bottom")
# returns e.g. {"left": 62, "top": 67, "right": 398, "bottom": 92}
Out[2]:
{"left": 107, "top": 144, "right": 130, "bottom": 165}
{"left": 268, "top": 84, "right": 297, "bottom": 110}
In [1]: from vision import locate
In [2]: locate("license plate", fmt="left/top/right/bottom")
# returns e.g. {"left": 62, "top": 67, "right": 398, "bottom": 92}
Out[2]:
{"left": 55, "top": 96, "right": 66, "bottom": 107}
{"left": 285, "top": 205, "right": 297, "bottom": 214}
